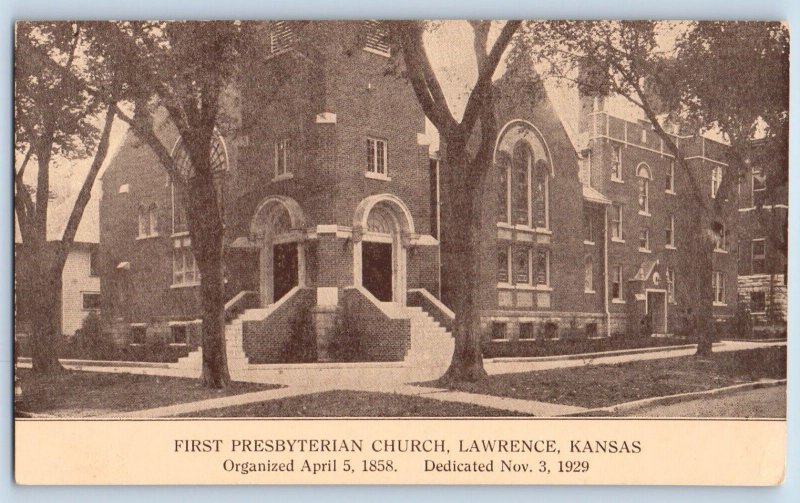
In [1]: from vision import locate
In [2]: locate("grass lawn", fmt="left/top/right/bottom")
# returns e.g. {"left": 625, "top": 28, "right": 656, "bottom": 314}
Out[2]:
{"left": 186, "top": 390, "right": 528, "bottom": 417}
{"left": 422, "top": 346, "right": 787, "bottom": 409}
{"left": 15, "top": 369, "right": 280, "bottom": 417}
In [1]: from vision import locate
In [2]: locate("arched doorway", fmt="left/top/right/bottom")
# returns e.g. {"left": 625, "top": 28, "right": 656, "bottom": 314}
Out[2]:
{"left": 353, "top": 194, "right": 415, "bottom": 305}
{"left": 250, "top": 196, "right": 307, "bottom": 306}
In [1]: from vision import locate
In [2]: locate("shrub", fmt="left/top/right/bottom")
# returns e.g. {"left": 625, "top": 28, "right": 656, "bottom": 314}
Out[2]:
{"left": 283, "top": 309, "right": 317, "bottom": 363}
{"left": 330, "top": 307, "right": 366, "bottom": 362}
{"left": 585, "top": 322, "right": 598, "bottom": 338}
{"left": 74, "top": 312, "right": 120, "bottom": 360}
{"left": 543, "top": 321, "right": 558, "bottom": 339}
{"left": 727, "top": 303, "right": 754, "bottom": 339}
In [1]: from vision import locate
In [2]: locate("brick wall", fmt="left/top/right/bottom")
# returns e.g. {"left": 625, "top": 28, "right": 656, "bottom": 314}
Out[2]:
{"left": 241, "top": 287, "right": 316, "bottom": 363}
{"left": 340, "top": 287, "right": 410, "bottom": 361}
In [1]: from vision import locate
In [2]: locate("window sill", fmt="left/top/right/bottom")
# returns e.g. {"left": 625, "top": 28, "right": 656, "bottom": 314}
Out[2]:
{"left": 665, "top": 190, "right": 676, "bottom": 195}
{"left": 136, "top": 233, "right": 160, "bottom": 240}
{"left": 638, "top": 211, "right": 651, "bottom": 217}
{"left": 171, "top": 231, "right": 190, "bottom": 238}
{"left": 584, "top": 289, "right": 597, "bottom": 294}
{"left": 713, "top": 249, "right": 729, "bottom": 254}
{"left": 713, "top": 302, "right": 728, "bottom": 307}
{"left": 365, "top": 171, "right": 391, "bottom": 181}
{"left": 611, "top": 238, "right": 625, "bottom": 244}
{"left": 271, "top": 172, "right": 294, "bottom": 183}
{"left": 490, "top": 339, "right": 510, "bottom": 343}
{"left": 665, "top": 245, "right": 677, "bottom": 250}
{"left": 169, "top": 343, "right": 188, "bottom": 347}
{"left": 497, "top": 284, "right": 551, "bottom": 292}
{"left": 128, "top": 343, "right": 144, "bottom": 347}
{"left": 171, "top": 282, "right": 200, "bottom": 289}
{"left": 363, "top": 46, "right": 391, "bottom": 58}
{"left": 583, "top": 240, "right": 595, "bottom": 246}
{"left": 610, "top": 178, "right": 624, "bottom": 184}
{"left": 612, "top": 299, "right": 626, "bottom": 304}
{"left": 638, "top": 248, "right": 652, "bottom": 254}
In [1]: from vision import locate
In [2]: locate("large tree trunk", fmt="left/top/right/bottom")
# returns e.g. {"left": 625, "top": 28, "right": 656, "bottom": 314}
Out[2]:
{"left": 187, "top": 171, "right": 231, "bottom": 389}
{"left": 23, "top": 244, "right": 66, "bottom": 374}
{"left": 681, "top": 214, "right": 716, "bottom": 357}
{"left": 439, "top": 150, "right": 487, "bottom": 383}
{"left": 199, "top": 255, "right": 230, "bottom": 388}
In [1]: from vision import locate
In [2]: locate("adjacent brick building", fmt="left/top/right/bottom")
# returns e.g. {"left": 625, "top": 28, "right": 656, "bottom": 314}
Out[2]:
{"left": 97, "top": 21, "right": 739, "bottom": 364}
{"left": 735, "top": 139, "right": 788, "bottom": 325}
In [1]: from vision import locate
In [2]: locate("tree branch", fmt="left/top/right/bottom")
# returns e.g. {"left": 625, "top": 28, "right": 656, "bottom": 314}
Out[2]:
{"left": 460, "top": 20, "right": 521, "bottom": 135}
{"left": 59, "top": 106, "right": 116, "bottom": 258}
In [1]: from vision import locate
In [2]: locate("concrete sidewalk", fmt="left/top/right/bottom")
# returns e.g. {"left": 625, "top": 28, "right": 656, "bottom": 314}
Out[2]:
{"left": 18, "top": 339, "right": 785, "bottom": 418}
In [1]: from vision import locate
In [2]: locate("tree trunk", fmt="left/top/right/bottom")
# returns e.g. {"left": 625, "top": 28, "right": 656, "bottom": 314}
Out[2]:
{"left": 199, "top": 257, "right": 231, "bottom": 388}
{"left": 439, "top": 151, "right": 487, "bottom": 383}
{"left": 187, "top": 171, "right": 231, "bottom": 389}
{"left": 24, "top": 245, "right": 66, "bottom": 374}
{"left": 683, "top": 215, "right": 715, "bottom": 357}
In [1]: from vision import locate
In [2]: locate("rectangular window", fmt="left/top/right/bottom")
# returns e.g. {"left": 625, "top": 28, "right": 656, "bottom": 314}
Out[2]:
{"left": 274, "top": 138, "right": 290, "bottom": 177}
{"left": 173, "top": 237, "right": 200, "bottom": 286}
{"left": 666, "top": 268, "right": 675, "bottom": 303}
{"left": 269, "top": 21, "right": 294, "bottom": 54}
{"left": 666, "top": 160, "right": 675, "bottom": 192}
{"left": 364, "top": 20, "right": 391, "bottom": 56}
{"left": 752, "top": 165, "right": 766, "bottom": 206}
{"left": 82, "top": 292, "right": 101, "bottom": 310}
{"left": 751, "top": 239, "right": 766, "bottom": 274}
{"left": 584, "top": 257, "right": 594, "bottom": 293}
{"left": 513, "top": 247, "right": 531, "bottom": 285}
{"left": 750, "top": 291, "right": 766, "bottom": 313}
{"left": 611, "top": 203, "right": 623, "bottom": 240}
{"left": 711, "top": 166, "right": 722, "bottom": 199}
{"left": 535, "top": 249, "right": 550, "bottom": 287}
{"left": 610, "top": 144, "right": 622, "bottom": 180}
{"left": 639, "top": 228, "right": 650, "bottom": 251}
{"left": 491, "top": 322, "right": 507, "bottom": 340}
{"left": 611, "top": 265, "right": 622, "bottom": 301}
{"left": 130, "top": 325, "right": 146, "bottom": 345}
{"left": 712, "top": 271, "right": 725, "bottom": 304}
{"left": 367, "top": 137, "right": 387, "bottom": 175}
{"left": 665, "top": 216, "right": 675, "bottom": 247}
{"left": 584, "top": 210, "right": 595, "bottom": 243}
{"left": 519, "top": 322, "right": 535, "bottom": 340}
{"left": 89, "top": 248, "right": 100, "bottom": 277}
{"left": 498, "top": 247, "right": 510, "bottom": 284}
{"left": 714, "top": 226, "right": 728, "bottom": 251}
{"left": 171, "top": 325, "right": 188, "bottom": 345}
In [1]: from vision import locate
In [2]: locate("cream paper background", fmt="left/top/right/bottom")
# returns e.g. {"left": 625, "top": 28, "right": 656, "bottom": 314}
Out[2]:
{"left": 15, "top": 419, "right": 786, "bottom": 485}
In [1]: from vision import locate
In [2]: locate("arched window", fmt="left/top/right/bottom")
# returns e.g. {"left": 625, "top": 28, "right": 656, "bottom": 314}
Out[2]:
{"left": 637, "top": 164, "right": 651, "bottom": 214}
{"left": 584, "top": 255, "right": 594, "bottom": 293}
{"left": 137, "top": 205, "right": 149, "bottom": 237}
{"left": 512, "top": 143, "right": 531, "bottom": 225}
{"left": 171, "top": 132, "right": 228, "bottom": 234}
{"left": 495, "top": 121, "right": 552, "bottom": 230}
{"left": 148, "top": 204, "right": 158, "bottom": 236}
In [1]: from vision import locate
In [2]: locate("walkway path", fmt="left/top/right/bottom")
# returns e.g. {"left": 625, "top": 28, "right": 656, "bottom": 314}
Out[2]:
{"left": 20, "top": 339, "right": 785, "bottom": 418}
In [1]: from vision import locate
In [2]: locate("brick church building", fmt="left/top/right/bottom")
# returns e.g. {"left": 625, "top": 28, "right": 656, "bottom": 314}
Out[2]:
{"left": 97, "top": 21, "right": 738, "bottom": 367}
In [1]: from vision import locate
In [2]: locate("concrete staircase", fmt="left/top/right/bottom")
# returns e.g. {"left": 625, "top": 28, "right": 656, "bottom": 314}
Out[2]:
{"left": 402, "top": 305, "right": 455, "bottom": 367}
{"left": 174, "top": 303, "right": 455, "bottom": 371}
{"left": 174, "top": 313, "right": 252, "bottom": 370}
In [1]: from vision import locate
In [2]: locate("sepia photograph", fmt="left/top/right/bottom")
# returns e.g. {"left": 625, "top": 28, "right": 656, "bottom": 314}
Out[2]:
{"left": 13, "top": 19, "right": 788, "bottom": 421}
{"left": 10, "top": 17, "right": 791, "bottom": 487}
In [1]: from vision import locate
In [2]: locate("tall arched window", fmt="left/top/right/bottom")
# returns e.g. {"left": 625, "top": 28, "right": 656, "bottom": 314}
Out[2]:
{"left": 637, "top": 164, "right": 651, "bottom": 214}
{"left": 495, "top": 121, "right": 552, "bottom": 230}
{"left": 148, "top": 204, "right": 158, "bottom": 236}
{"left": 137, "top": 204, "right": 150, "bottom": 237}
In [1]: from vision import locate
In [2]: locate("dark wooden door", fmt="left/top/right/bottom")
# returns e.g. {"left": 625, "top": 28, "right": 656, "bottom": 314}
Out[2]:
{"left": 273, "top": 243, "right": 298, "bottom": 302}
{"left": 362, "top": 242, "right": 392, "bottom": 302}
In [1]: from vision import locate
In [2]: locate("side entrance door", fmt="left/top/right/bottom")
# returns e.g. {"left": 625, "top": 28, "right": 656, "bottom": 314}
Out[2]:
{"left": 362, "top": 242, "right": 393, "bottom": 302}
{"left": 273, "top": 243, "right": 298, "bottom": 302}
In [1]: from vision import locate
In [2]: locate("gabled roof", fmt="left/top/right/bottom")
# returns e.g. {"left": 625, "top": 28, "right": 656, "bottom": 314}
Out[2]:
{"left": 582, "top": 185, "right": 611, "bottom": 205}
